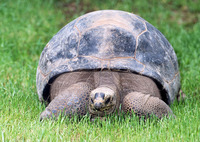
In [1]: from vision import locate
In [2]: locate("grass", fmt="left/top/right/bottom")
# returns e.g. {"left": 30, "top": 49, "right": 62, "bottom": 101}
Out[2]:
{"left": 0, "top": 0, "right": 200, "bottom": 141}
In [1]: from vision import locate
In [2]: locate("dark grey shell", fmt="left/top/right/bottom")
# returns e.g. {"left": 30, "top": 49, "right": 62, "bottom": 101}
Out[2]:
{"left": 36, "top": 10, "right": 180, "bottom": 105}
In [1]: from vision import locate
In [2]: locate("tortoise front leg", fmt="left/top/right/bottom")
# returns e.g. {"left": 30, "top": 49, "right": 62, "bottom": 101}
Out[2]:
{"left": 40, "top": 82, "right": 94, "bottom": 120}
{"left": 122, "top": 92, "right": 174, "bottom": 119}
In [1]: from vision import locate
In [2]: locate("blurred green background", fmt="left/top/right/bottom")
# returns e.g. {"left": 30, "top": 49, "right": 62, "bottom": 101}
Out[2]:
{"left": 0, "top": 0, "right": 200, "bottom": 141}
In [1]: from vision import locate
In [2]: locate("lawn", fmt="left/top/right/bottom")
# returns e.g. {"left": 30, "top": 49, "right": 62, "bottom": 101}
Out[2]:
{"left": 0, "top": 0, "right": 200, "bottom": 141}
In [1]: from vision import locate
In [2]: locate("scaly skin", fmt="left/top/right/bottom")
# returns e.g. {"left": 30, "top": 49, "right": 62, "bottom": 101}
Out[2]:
{"left": 40, "top": 82, "right": 94, "bottom": 120}
{"left": 122, "top": 92, "right": 174, "bottom": 119}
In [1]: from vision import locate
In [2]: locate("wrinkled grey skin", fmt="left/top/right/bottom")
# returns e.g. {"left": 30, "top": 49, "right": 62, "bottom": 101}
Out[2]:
{"left": 36, "top": 10, "right": 180, "bottom": 107}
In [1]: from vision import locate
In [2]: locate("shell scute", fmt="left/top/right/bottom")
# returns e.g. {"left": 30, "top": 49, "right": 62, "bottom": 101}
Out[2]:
{"left": 79, "top": 28, "right": 102, "bottom": 57}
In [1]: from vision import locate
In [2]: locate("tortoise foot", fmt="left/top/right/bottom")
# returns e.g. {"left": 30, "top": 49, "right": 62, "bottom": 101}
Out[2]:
{"left": 40, "top": 109, "right": 52, "bottom": 121}
{"left": 122, "top": 92, "right": 174, "bottom": 119}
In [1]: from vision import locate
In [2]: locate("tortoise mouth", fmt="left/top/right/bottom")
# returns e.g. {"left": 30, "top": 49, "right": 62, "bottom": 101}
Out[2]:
{"left": 99, "top": 105, "right": 114, "bottom": 111}
{"left": 89, "top": 104, "right": 116, "bottom": 116}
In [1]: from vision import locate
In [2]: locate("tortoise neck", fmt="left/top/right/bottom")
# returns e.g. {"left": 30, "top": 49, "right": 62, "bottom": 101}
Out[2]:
{"left": 94, "top": 71, "right": 120, "bottom": 89}
{"left": 94, "top": 71, "right": 121, "bottom": 110}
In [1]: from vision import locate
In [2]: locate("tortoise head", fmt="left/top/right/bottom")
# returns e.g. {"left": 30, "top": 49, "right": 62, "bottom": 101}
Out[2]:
{"left": 89, "top": 87, "right": 117, "bottom": 116}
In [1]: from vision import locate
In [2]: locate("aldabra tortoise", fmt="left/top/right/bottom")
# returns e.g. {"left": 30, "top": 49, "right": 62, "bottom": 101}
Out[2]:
{"left": 36, "top": 10, "right": 181, "bottom": 120}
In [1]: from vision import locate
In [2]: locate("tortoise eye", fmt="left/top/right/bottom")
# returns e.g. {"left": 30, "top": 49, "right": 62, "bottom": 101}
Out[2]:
{"left": 91, "top": 98, "right": 94, "bottom": 103}
{"left": 105, "top": 97, "right": 111, "bottom": 104}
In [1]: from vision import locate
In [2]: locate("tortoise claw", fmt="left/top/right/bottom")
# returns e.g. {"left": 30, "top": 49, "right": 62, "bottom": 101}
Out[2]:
{"left": 40, "top": 109, "right": 52, "bottom": 121}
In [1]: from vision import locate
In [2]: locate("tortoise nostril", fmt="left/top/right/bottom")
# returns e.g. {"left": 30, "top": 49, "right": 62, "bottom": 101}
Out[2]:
{"left": 94, "top": 102, "right": 103, "bottom": 110}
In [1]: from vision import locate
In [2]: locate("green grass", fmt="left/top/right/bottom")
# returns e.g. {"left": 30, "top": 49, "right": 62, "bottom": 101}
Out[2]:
{"left": 0, "top": 0, "right": 200, "bottom": 141}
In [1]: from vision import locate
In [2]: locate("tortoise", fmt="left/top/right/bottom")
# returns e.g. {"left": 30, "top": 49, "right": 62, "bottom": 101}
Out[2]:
{"left": 36, "top": 10, "right": 181, "bottom": 120}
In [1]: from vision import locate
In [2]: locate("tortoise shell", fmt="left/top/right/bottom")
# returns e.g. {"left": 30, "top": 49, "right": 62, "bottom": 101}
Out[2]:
{"left": 36, "top": 10, "right": 180, "bottom": 105}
